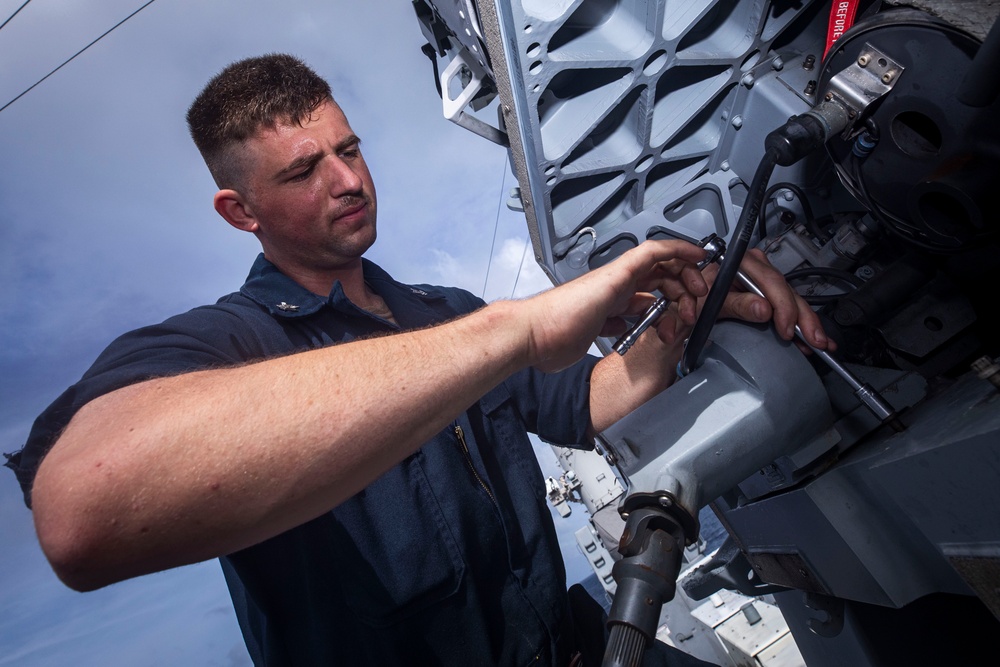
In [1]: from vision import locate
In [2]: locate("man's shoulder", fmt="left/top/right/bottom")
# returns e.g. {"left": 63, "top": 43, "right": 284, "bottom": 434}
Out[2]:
{"left": 120, "top": 292, "right": 277, "bottom": 341}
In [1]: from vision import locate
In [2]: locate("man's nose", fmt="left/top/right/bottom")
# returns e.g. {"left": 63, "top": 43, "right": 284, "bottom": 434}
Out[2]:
{"left": 326, "top": 155, "right": 363, "bottom": 196}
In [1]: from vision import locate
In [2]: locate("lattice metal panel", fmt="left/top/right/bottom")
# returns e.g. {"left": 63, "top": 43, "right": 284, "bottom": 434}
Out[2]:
{"left": 480, "top": 0, "right": 832, "bottom": 284}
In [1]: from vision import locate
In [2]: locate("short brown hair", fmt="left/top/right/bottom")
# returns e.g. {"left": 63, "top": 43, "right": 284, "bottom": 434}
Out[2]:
{"left": 186, "top": 53, "right": 333, "bottom": 189}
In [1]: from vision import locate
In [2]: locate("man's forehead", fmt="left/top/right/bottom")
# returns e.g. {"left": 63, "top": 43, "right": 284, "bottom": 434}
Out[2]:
{"left": 243, "top": 101, "right": 358, "bottom": 165}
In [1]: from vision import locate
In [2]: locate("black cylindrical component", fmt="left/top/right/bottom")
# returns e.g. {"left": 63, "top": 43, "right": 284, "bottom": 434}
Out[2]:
{"left": 602, "top": 508, "right": 687, "bottom": 667}
{"left": 765, "top": 113, "right": 830, "bottom": 166}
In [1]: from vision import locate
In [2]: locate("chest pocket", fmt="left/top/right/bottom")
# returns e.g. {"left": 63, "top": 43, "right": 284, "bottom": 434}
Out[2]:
{"left": 328, "top": 451, "right": 465, "bottom": 627}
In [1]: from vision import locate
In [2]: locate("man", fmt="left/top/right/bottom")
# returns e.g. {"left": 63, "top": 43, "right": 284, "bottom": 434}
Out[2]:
{"left": 7, "top": 54, "right": 830, "bottom": 665}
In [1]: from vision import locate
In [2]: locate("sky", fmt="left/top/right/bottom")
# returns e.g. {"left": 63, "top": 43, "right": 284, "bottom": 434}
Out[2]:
{"left": 0, "top": 1, "right": 595, "bottom": 664}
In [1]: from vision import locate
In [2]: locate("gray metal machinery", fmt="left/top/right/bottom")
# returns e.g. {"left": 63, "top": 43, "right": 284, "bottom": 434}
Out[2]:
{"left": 413, "top": 1, "right": 1000, "bottom": 665}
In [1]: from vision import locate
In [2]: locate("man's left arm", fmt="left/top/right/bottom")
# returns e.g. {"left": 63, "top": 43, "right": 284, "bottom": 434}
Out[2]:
{"left": 589, "top": 248, "right": 832, "bottom": 434}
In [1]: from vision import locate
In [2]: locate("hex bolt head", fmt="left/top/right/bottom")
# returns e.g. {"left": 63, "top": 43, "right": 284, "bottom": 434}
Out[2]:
{"left": 731, "top": 115, "right": 743, "bottom": 129}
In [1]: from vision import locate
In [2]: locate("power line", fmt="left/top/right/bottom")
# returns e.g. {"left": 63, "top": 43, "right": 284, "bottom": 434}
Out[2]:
{"left": 510, "top": 235, "right": 530, "bottom": 298}
{"left": 0, "top": 0, "right": 158, "bottom": 114}
{"left": 0, "top": 0, "right": 31, "bottom": 33}
{"left": 481, "top": 153, "right": 508, "bottom": 299}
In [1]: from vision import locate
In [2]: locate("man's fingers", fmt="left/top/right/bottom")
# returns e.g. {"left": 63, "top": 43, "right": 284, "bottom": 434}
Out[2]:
{"left": 721, "top": 292, "right": 774, "bottom": 324}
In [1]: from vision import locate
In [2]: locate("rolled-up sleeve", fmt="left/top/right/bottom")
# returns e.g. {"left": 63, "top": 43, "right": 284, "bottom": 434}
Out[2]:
{"left": 502, "top": 356, "right": 600, "bottom": 448}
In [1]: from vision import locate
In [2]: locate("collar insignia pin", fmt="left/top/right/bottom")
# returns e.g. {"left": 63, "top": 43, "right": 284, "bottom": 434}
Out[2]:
{"left": 276, "top": 302, "right": 299, "bottom": 312}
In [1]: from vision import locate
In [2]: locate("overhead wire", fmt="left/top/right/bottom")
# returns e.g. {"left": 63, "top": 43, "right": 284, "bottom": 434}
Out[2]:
{"left": 0, "top": 0, "right": 31, "bottom": 33}
{"left": 509, "top": 235, "right": 530, "bottom": 299}
{"left": 481, "top": 153, "right": 508, "bottom": 298}
{"left": 0, "top": 0, "right": 158, "bottom": 114}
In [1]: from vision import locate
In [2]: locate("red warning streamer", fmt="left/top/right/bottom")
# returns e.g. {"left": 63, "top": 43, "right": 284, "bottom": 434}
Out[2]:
{"left": 824, "top": 0, "right": 862, "bottom": 58}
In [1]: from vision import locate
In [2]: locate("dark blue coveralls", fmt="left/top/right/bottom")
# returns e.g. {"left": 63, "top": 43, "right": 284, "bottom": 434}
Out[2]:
{"left": 8, "top": 254, "right": 599, "bottom": 666}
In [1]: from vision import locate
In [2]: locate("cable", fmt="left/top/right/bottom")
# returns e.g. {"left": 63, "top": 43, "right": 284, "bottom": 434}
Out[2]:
{"left": 0, "top": 0, "right": 158, "bottom": 114}
{"left": 681, "top": 148, "right": 779, "bottom": 374}
{"left": 481, "top": 153, "right": 509, "bottom": 297}
{"left": 784, "top": 266, "right": 865, "bottom": 288}
{"left": 0, "top": 0, "right": 31, "bottom": 33}
{"left": 509, "top": 235, "right": 530, "bottom": 298}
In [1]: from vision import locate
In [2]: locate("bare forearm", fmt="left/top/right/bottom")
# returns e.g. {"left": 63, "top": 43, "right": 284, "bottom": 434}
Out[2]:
{"left": 33, "top": 301, "right": 527, "bottom": 590}
{"left": 32, "top": 238, "right": 717, "bottom": 590}
{"left": 588, "top": 321, "right": 687, "bottom": 435}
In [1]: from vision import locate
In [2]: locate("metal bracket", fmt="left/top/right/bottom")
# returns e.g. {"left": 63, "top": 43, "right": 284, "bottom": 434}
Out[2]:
{"left": 825, "top": 42, "right": 905, "bottom": 129}
{"left": 440, "top": 47, "right": 507, "bottom": 145}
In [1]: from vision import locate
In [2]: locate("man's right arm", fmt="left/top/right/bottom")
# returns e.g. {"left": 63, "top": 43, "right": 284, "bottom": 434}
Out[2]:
{"left": 31, "top": 239, "right": 709, "bottom": 592}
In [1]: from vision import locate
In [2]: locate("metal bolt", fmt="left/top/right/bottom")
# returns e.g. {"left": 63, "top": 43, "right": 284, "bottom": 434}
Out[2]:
{"left": 720, "top": 160, "right": 730, "bottom": 171}
{"left": 882, "top": 70, "right": 896, "bottom": 84}
{"left": 803, "top": 54, "right": 816, "bottom": 71}
{"left": 804, "top": 80, "right": 817, "bottom": 96}
{"left": 731, "top": 115, "right": 743, "bottom": 129}
{"left": 772, "top": 56, "right": 784, "bottom": 71}
{"left": 741, "top": 73, "right": 755, "bottom": 88}
{"left": 856, "top": 265, "right": 875, "bottom": 280}
{"left": 658, "top": 496, "right": 673, "bottom": 508}
{"left": 858, "top": 54, "right": 870, "bottom": 67}
{"left": 848, "top": 109, "right": 857, "bottom": 118}
{"left": 825, "top": 93, "right": 833, "bottom": 101}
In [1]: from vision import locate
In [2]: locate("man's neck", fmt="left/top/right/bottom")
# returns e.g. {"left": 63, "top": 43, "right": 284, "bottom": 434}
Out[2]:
{"left": 268, "top": 256, "right": 395, "bottom": 322}
{"left": 265, "top": 255, "right": 364, "bottom": 299}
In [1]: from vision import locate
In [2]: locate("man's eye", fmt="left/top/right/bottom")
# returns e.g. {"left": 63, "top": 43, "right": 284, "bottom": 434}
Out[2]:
{"left": 290, "top": 166, "right": 314, "bottom": 181}
{"left": 341, "top": 147, "right": 360, "bottom": 159}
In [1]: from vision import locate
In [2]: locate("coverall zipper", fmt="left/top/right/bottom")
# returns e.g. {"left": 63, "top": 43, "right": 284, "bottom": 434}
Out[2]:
{"left": 454, "top": 423, "right": 498, "bottom": 508}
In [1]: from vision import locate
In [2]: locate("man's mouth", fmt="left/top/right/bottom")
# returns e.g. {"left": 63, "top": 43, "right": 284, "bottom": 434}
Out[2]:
{"left": 333, "top": 197, "right": 368, "bottom": 221}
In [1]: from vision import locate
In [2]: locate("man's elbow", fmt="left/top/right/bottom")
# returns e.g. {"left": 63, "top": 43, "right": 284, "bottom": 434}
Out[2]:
{"left": 32, "top": 465, "right": 122, "bottom": 592}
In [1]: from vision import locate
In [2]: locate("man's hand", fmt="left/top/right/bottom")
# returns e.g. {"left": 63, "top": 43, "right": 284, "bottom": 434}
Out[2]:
{"left": 586, "top": 241, "right": 834, "bottom": 435}
{"left": 709, "top": 248, "right": 833, "bottom": 352}
{"left": 513, "top": 239, "right": 710, "bottom": 372}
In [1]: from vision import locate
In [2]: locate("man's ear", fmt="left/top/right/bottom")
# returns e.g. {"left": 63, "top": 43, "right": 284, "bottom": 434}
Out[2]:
{"left": 214, "top": 189, "right": 258, "bottom": 233}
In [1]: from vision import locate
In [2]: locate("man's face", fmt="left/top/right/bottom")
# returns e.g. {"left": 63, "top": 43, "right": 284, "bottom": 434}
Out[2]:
{"left": 237, "top": 99, "right": 378, "bottom": 274}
